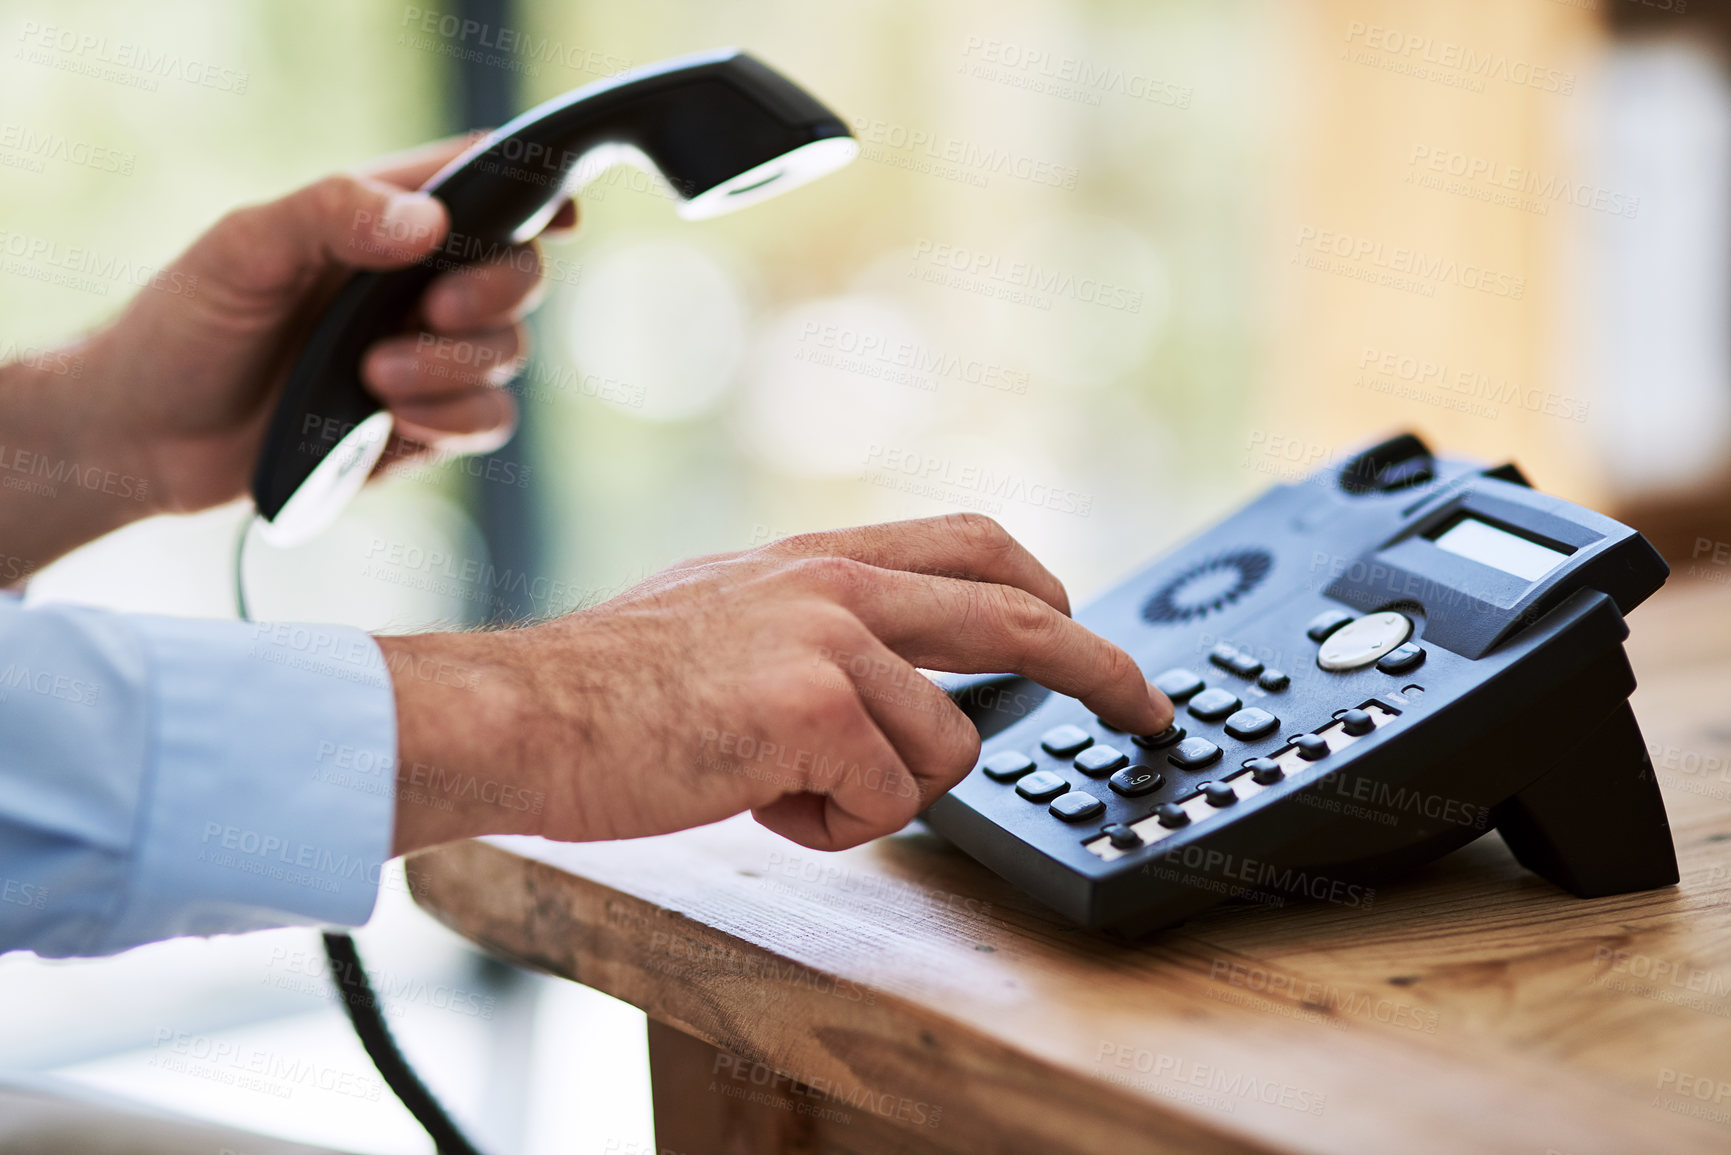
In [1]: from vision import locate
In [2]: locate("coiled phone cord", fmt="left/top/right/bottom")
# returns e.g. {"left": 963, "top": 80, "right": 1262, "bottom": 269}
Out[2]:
{"left": 234, "top": 518, "right": 488, "bottom": 1155}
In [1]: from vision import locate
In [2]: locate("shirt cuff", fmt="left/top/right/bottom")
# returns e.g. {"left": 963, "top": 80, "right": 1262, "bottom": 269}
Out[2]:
{"left": 98, "top": 618, "right": 398, "bottom": 953}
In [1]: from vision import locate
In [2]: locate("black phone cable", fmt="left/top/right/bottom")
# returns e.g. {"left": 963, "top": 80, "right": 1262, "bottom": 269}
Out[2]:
{"left": 234, "top": 517, "right": 490, "bottom": 1155}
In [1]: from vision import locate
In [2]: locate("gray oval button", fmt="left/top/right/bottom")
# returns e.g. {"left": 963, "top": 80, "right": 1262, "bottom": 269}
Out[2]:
{"left": 1317, "top": 611, "right": 1412, "bottom": 671}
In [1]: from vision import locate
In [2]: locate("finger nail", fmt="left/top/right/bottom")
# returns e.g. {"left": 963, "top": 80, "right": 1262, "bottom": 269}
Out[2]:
{"left": 379, "top": 192, "right": 444, "bottom": 246}
{"left": 1146, "top": 680, "right": 1175, "bottom": 728}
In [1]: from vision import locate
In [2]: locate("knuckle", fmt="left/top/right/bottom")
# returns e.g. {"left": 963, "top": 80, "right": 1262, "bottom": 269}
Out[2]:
{"left": 1099, "top": 643, "right": 1138, "bottom": 690}
{"left": 992, "top": 586, "right": 1055, "bottom": 642}
{"left": 948, "top": 511, "right": 1012, "bottom": 554}
{"left": 308, "top": 173, "right": 363, "bottom": 221}
{"left": 787, "top": 555, "right": 874, "bottom": 598}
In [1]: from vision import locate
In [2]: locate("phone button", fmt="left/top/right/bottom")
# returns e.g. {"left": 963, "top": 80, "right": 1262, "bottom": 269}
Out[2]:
{"left": 1152, "top": 668, "right": 1206, "bottom": 702}
{"left": 1257, "top": 669, "right": 1290, "bottom": 692}
{"left": 1040, "top": 725, "right": 1093, "bottom": 757}
{"left": 1317, "top": 611, "right": 1412, "bottom": 671}
{"left": 1016, "top": 770, "right": 1069, "bottom": 801}
{"left": 981, "top": 751, "right": 1037, "bottom": 781}
{"left": 1049, "top": 791, "right": 1105, "bottom": 822}
{"left": 1225, "top": 652, "right": 1264, "bottom": 679}
{"left": 1294, "top": 734, "right": 1331, "bottom": 761}
{"left": 1133, "top": 724, "right": 1186, "bottom": 750}
{"left": 1168, "top": 736, "right": 1223, "bottom": 770}
{"left": 1306, "top": 609, "right": 1356, "bottom": 642}
{"left": 1074, "top": 745, "right": 1129, "bottom": 777}
{"left": 1102, "top": 823, "right": 1143, "bottom": 850}
{"left": 1245, "top": 757, "right": 1284, "bottom": 785}
{"left": 1377, "top": 642, "right": 1426, "bottom": 674}
{"left": 1186, "top": 688, "right": 1242, "bottom": 721}
{"left": 1155, "top": 803, "right": 1191, "bottom": 828}
{"left": 1224, "top": 707, "right": 1279, "bottom": 741}
{"left": 1201, "top": 782, "right": 1237, "bottom": 807}
{"left": 1109, "top": 765, "right": 1164, "bottom": 797}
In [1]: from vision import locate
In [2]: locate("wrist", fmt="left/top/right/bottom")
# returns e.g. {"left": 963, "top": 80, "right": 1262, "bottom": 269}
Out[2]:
{"left": 381, "top": 629, "right": 550, "bottom": 855}
{"left": 0, "top": 346, "right": 159, "bottom": 566}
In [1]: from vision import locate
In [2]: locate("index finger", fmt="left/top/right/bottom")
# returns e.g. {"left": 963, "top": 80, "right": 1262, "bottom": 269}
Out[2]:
{"left": 788, "top": 560, "right": 1172, "bottom": 734}
{"left": 764, "top": 514, "right": 1073, "bottom": 616}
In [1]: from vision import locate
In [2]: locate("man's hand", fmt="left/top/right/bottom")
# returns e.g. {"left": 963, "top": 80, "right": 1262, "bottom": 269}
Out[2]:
{"left": 380, "top": 514, "right": 1175, "bottom": 856}
{"left": 0, "top": 136, "right": 572, "bottom": 568}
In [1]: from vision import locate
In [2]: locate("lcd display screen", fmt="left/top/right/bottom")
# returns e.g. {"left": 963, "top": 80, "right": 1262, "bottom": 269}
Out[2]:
{"left": 1432, "top": 516, "right": 1571, "bottom": 581}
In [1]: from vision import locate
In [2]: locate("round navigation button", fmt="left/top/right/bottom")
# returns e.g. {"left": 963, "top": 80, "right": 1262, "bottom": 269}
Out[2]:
{"left": 1316, "top": 611, "right": 1413, "bottom": 672}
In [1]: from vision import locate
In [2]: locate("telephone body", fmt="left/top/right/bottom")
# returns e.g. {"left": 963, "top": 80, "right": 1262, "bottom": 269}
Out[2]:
{"left": 926, "top": 434, "right": 1677, "bottom": 937}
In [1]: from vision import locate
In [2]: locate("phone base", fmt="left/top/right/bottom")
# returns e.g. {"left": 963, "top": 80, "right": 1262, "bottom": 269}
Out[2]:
{"left": 1494, "top": 701, "right": 1678, "bottom": 897}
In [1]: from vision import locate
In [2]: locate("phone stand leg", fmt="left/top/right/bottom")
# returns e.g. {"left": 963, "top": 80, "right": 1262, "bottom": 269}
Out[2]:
{"left": 1494, "top": 702, "right": 1678, "bottom": 897}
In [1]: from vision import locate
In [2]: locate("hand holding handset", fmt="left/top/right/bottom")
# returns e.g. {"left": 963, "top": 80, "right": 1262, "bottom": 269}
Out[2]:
{"left": 929, "top": 434, "right": 1678, "bottom": 936}
{"left": 250, "top": 49, "right": 857, "bottom": 545}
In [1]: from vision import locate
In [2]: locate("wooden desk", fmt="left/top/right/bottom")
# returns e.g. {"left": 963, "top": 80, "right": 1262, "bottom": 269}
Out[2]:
{"left": 411, "top": 579, "right": 1731, "bottom": 1154}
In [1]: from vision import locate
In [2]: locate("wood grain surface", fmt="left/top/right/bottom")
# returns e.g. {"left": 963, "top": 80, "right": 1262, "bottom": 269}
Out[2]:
{"left": 411, "top": 578, "right": 1731, "bottom": 1154}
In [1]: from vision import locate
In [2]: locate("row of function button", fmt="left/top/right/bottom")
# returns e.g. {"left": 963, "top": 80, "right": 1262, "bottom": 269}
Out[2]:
{"left": 1084, "top": 701, "right": 1402, "bottom": 860}
{"left": 1306, "top": 609, "right": 1427, "bottom": 674}
{"left": 983, "top": 701, "right": 1398, "bottom": 829}
{"left": 1207, "top": 643, "right": 1290, "bottom": 691}
{"left": 1098, "top": 758, "right": 1290, "bottom": 850}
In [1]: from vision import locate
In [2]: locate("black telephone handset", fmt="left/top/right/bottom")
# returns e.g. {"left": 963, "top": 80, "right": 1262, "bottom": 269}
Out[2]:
{"left": 927, "top": 434, "right": 1677, "bottom": 936}
{"left": 250, "top": 49, "right": 856, "bottom": 545}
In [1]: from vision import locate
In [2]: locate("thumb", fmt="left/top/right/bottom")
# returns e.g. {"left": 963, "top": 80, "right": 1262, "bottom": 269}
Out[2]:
{"left": 184, "top": 173, "right": 450, "bottom": 300}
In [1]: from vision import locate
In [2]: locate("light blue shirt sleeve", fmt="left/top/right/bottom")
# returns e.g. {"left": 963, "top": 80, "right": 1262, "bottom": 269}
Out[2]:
{"left": 0, "top": 596, "right": 398, "bottom": 958}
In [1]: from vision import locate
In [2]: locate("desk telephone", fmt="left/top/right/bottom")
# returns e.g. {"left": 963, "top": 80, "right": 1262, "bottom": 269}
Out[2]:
{"left": 926, "top": 433, "right": 1678, "bottom": 936}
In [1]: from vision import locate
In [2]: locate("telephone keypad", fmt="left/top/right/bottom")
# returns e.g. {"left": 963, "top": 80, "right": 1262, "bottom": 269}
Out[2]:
{"left": 1187, "top": 688, "right": 1242, "bottom": 721}
{"left": 1224, "top": 707, "right": 1279, "bottom": 741}
{"left": 1225, "top": 652, "right": 1265, "bottom": 679}
{"left": 982, "top": 751, "right": 1037, "bottom": 781}
{"left": 1074, "top": 745, "right": 1129, "bottom": 777}
{"left": 1133, "top": 724, "right": 1185, "bottom": 749}
{"left": 1016, "top": 770, "right": 1069, "bottom": 801}
{"left": 1049, "top": 791, "right": 1105, "bottom": 822}
{"left": 1109, "top": 765, "right": 1163, "bottom": 796}
{"left": 1040, "top": 725, "right": 1093, "bottom": 757}
{"left": 1168, "top": 736, "right": 1222, "bottom": 770}
{"left": 1152, "top": 668, "right": 1205, "bottom": 702}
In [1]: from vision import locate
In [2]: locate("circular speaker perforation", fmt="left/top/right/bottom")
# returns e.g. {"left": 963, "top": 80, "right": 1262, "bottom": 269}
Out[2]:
{"left": 1141, "top": 549, "right": 1273, "bottom": 625}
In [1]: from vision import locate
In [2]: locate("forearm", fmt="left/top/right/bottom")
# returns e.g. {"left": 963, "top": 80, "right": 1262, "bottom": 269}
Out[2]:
{"left": 0, "top": 352, "right": 154, "bottom": 573}
{"left": 379, "top": 631, "right": 553, "bottom": 856}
